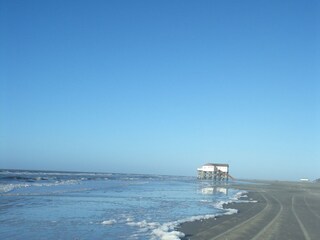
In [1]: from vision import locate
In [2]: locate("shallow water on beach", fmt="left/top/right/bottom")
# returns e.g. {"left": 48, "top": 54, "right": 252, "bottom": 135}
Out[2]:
{"left": 0, "top": 169, "right": 247, "bottom": 239}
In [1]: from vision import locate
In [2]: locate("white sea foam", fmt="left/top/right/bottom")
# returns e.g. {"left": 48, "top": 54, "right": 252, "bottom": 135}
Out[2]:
{"left": 126, "top": 220, "right": 184, "bottom": 240}
{"left": 150, "top": 214, "right": 221, "bottom": 240}
{"left": 126, "top": 190, "right": 253, "bottom": 240}
{"left": 126, "top": 217, "right": 134, "bottom": 222}
{"left": 33, "top": 179, "right": 79, "bottom": 187}
{"left": 224, "top": 208, "right": 238, "bottom": 215}
{"left": 209, "top": 190, "right": 253, "bottom": 217}
{"left": 0, "top": 183, "right": 30, "bottom": 193}
{"left": 230, "top": 191, "right": 258, "bottom": 203}
{"left": 126, "top": 214, "right": 221, "bottom": 240}
{"left": 0, "top": 184, "right": 16, "bottom": 193}
{"left": 213, "top": 200, "right": 229, "bottom": 209}
{"left": 152, "top": 228, "right": 185, "bottom": 240}
{"left": 110, "top": 189, "right": 250, "bottom": 240}
{"left": 232, "top": 190, "right": 248, "bottom": 200}
{"left": 126, "top": 220, "right": 160, "bottom": 229}
{"left": 102, "top": 219, "right": 117, "bottom": 225}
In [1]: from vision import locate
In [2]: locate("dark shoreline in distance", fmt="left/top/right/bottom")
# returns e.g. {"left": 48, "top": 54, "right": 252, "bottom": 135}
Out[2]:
{"left": 178, "top": 180, "right": 320, "bottom": 240}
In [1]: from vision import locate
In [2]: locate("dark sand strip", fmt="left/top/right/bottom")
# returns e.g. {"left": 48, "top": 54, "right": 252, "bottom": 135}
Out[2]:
{"left": 178, "top": 181, "right": 320, "bottom": 240}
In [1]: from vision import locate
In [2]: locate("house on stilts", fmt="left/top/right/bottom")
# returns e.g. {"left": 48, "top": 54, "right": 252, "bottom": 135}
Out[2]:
{"left": 197, "top": 163, "right": 233, "bottom": 181}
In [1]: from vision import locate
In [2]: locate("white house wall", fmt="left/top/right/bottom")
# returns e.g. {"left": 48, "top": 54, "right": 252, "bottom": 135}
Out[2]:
{"left": 198, "top": 165, "right": 229, "bottom": 173}
{"left": 216, "top": 166, "right": 228, "bottom": 172}
{"left": 198, "top": 166, "right": 215, "bottom": 171}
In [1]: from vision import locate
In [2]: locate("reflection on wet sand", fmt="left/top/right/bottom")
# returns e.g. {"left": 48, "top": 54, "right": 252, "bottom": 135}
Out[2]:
{"left": 201, "top": 186, "right": 229, "bottom": 195}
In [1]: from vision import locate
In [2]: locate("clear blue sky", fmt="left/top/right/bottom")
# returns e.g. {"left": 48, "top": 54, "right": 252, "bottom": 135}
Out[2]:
{"left": 1, "top": 0, "right": 319, "bottom": 180}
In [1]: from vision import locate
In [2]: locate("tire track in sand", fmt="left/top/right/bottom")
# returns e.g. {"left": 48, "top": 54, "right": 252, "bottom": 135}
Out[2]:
{"left": 250, "top": 193, "right": 283, "bottom": 240}
{"left": 209, "top": 191, "right": 277, "bottom": 240}
{"left": 303, "top": 195, "right": 320, "bottom": 219}
{"left": 292, "top": 196, "right": 311, "bottom": 240}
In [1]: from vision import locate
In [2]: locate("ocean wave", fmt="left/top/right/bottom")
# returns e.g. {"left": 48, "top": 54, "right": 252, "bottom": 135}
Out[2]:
{"left": 0, "top": 183, "right": 30, "bottom": 193}
{"left": 120, "top": 190, "right": 251, "bottom": 240}
{"left": 126, "top": 213, "right": 231, "bottom": 240}
{"left": 0, "top": 175, "right": 49, "bottom": 182}
{"left": 0, "top": 179, "right": 79, "bottom": 194}
{"left": 0, "top": 170, "right": 114, "bottom": 185}
{"left": 155, "top": 190, "right": 250, "bottom": 239}
{"left": 101, "top": 219, "right": 117, "bottom": 225}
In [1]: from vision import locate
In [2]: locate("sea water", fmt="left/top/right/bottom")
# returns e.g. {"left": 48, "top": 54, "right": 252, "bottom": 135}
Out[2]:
{"left": 0, "top": 169, "right": 250, "bottom": 239}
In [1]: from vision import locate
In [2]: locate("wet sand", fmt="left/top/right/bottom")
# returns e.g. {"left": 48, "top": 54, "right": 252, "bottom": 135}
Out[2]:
{"left": 178, "top": 180, "right": 320, "bottom": 240}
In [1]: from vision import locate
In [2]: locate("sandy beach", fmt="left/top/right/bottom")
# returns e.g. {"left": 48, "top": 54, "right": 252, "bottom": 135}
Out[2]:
{"left": 178, "top": 181, "right": 320, "bottom": 240}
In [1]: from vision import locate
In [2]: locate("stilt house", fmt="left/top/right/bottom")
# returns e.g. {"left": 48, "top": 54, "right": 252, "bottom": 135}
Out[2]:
{"left": 197, "top": 163, "right": 230, "bottom": 181}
